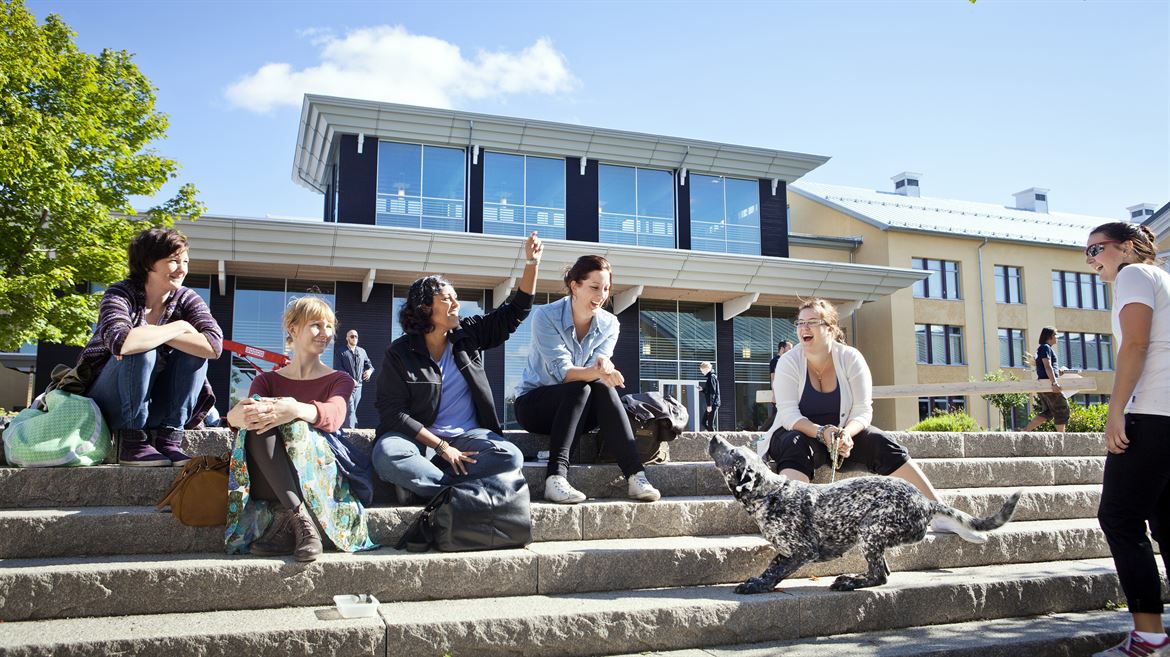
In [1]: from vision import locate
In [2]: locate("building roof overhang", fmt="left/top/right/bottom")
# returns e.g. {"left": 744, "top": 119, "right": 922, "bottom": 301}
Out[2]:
{"left": 293, "top": 95, "right": 830, "bottom": 194}
{"left": 178, "top": 216, "right": 924, "bottom": 308}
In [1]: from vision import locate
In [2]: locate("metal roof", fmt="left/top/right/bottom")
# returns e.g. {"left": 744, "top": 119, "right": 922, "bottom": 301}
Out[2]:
{"left": 178, "top": 215, "right": 924, "bottom": 307}
{"left": 293, "top": 95, "right": 830, "bottom": 194}
{"left": 791, "top": 181, "right": 1126, "bottom": 247}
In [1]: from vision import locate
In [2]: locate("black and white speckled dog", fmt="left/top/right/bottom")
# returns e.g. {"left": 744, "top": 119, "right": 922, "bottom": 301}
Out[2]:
{"left": 708, "top": 435, "right": 1021, "bottom": 593}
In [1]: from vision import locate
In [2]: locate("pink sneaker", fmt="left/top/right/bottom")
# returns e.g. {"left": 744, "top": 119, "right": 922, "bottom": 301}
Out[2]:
{"left": 1093, "top": 631, "right": 1170, "bottom": 657}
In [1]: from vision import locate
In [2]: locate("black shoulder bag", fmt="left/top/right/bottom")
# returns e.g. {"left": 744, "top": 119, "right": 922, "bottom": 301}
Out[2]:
{"left": 396, "top": 469, "right": 532, "bottom": 552}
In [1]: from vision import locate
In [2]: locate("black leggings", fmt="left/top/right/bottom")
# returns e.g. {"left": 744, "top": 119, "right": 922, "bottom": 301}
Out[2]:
{"left": 515, "top": 381, "right": 643, "bottom": 479}
{"left": 767, "top": 426, "right": 909, "bottom": 480}
{"left": 1097, "top": 413, "right": 1170, "bottom": 615}
{"left": 245, "top": 429, "right": 303, "bottom": 511}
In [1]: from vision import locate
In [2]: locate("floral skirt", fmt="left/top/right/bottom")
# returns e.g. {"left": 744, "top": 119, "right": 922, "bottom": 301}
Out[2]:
{"left": 224, "top": 421, "right": 377, "bottom": 554}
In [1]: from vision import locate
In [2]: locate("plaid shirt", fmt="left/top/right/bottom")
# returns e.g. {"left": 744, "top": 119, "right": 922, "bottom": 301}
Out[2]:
{"left": 78, "top": 280, "right": 223, "bottom": 427}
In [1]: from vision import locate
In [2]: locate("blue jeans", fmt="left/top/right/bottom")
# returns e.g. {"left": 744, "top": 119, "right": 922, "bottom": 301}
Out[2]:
{"left": 346, "top": 385, "right": 362, "bottom": 429}
{"left": 371, "top": 428, "right": 524, "bottom": 499}
{"left": 88, "top": 350, "right": 208, "bottom": 431}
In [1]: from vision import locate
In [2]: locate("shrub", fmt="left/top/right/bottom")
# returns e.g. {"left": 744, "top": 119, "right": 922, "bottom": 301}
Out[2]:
{"left": 909, "top": 410, "right": 981, "bottom": 432}
{"left": 1035, "top": 402, "right": 1108, "bottom": 432}
{"left": 981, "top": 370, "right": 1030, "bottom": 431}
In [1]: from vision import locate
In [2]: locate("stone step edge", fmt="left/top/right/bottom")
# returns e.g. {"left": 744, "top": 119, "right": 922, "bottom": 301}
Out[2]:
{"left": 604, "top": 608, "right": 1136, "bottom": 657}
{"left": 0, "top": 521, "right": 1126, "bottom": 623}
{"left": 0, "top": 558, "right": 1131, "bottom": 657}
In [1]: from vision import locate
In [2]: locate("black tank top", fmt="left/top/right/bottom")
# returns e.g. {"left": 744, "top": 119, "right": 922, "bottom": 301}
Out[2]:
{"left": 799, "top": 374, "right": 841, "bottom": 426}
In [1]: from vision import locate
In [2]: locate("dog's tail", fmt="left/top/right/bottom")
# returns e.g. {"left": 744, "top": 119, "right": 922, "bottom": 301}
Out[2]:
{"left": 931, "top": 490, "right": 1022, "bottom": 533}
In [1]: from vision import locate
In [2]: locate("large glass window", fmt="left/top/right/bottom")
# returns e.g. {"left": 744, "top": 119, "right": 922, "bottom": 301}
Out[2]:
{"left": 915, "top": 323, "right": 965, "bottom": 365}
{"left": 1051, "top": 271, "right": 1109, "bottom": 309}
{"left": 912, "top": 258, "right": 961, "bottom": 300}
{"left": 1056, "top": 332, "right": 1113, "bottom": 371}
{"left": 502, "top": 292, "right": 564, "bottom": 428}
{"left": 732, "top": 306, "right": 798, "bottom": 431}
{"left": 994, "top": 265, "right": 1023, "bottom": 304}
{"left": 483, "top": 153, "right": 566, "bottom": 240}
{"left": 918, "top": 396, "right": 967, "bottom": 421}
{"left": 376, "top": 141, "right": 466, "bottom": 232}
{"left": 689, "top": 174, "right": 760, "bottom": 255}
{"left": 231, "top": 279, "right": 336, "bottom": 406}
{"left": 998, "top": 328, "right": 1026, "bottom": 368}
{"left": 598, "top": 164, "right": 675, "bottom": 248}
{"left": 639, "top": 299, "right": 717, "bottom": 386}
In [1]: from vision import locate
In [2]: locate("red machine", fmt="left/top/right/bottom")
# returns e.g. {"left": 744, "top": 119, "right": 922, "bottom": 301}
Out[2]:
{"left": 222, "top": 339, "right": 289, "bottom": 372}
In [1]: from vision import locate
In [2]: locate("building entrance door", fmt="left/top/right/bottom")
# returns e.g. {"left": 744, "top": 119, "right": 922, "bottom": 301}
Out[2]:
{"left": 657, "top": 380, "right": 701, "bottom": 432}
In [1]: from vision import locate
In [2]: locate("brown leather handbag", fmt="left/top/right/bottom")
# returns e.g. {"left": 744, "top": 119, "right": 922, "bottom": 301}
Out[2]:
{"left": 157, "top": 455, "right": 229, "bottom": 527}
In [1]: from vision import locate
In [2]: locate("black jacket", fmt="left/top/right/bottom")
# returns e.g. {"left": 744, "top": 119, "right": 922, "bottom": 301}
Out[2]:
{"left": 375, "top": 291, "right": 533, "bottom": 439}
{"left": 701, "top": 371, "right": 720, "bottom": 407}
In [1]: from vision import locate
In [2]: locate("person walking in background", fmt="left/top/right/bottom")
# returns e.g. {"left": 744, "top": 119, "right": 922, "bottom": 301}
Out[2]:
{"left": 83, "top": 227, "right": 223, "bottom": 467}
{"left": 1084, "top": 222, "right": 1170, "bottom": 657}
{"left": 1023, "top": 327, "right": 1069, "bottom": 433}
{"left": 699, "top": 361, "right": 720, "bottom": 431}
{"left": 336, "top": 329, "right": 374, "bottom": 429}
{"left": 513, "top": 255, "right": 661, "bottom": 504}
{"left": 764, "top": 340, "right": 793, "bottom": 430}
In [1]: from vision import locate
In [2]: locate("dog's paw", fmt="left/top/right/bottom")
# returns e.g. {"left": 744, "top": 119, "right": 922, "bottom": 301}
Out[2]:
{"left": 829, "top": 575, "right": 863, "bottom": 591}
{"left": 734, "top": 578, "right": 774, "bottom": 594}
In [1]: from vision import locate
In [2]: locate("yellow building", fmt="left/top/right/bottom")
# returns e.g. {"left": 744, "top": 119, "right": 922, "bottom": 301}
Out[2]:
{"left": 788, "top": 174, "right": 1155, "bottom": 430}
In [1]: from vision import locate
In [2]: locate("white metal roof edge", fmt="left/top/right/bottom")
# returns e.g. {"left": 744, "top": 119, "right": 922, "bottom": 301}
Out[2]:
{"left": 177, "top": 215, "right": 923, "bottom": 302}
{"left": 293, "top": 95, "right": 831, "bottom": 193}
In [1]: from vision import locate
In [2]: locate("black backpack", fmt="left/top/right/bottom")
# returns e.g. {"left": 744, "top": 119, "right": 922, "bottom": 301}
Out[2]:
{"left": 596, "top": 392, "right": 688, "bottom": 465}
{"left": 396, "top": 469, "right": 532, "bottom": 552}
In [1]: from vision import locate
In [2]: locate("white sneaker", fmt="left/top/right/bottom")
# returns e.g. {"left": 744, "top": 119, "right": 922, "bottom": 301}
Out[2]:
{"left": 544, "top": 475, "right": 586, "bottom": 504}
{"left": 1093, "top": 631, "right": 1170, "bottom": 656}
{"left": 931, "top": 515, "right": 988, "bottom": 544}
{"left": 627, "top": 471, "right": 661, "bottom": 502}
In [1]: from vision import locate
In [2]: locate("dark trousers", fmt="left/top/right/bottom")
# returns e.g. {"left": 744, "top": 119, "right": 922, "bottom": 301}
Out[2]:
{"left": 767, "top": 426, "right": 910, "bottom": 481}
{"left": 515, "top": 381, "right": 643, "bottom": 479}
{"left": 1097, "top": 413, "right": 1170, "bottom": 615}
{"left": 702, "top": 405, "right": 719, "bottom": 431}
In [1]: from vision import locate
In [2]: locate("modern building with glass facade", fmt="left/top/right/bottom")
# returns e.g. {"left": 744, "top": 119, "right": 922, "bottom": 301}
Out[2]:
{"left": 25, "top": 95, "right": 926, "bottom": 430}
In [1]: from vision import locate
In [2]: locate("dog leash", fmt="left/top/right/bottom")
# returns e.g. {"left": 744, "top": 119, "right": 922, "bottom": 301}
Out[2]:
{"left": 828, "top": 429, "right": 841, "bottom": 483}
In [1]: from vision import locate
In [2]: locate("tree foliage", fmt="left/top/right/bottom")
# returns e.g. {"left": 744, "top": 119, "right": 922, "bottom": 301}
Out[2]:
{"left": 980, "top": 369, "right": 1031, "bottom": 431}
{"left": 0, "top": 0, "right": 204, "bottom": 352}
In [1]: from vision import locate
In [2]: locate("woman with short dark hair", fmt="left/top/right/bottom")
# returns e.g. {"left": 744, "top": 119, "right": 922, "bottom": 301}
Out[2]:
{"left": 513, "top": 255, "right": 660, "bottom": 504}
{"left": 1023, "top": 326, "right": 1069, "bottom": 432}
{"left": 82, "top": 227, "right": 223, "bottom": 466}
{"left": 371, "top": 232, "right": 542, "bottom": 501}
{"left": 1085, "top": 222, "right": 1170, "bottom": 657}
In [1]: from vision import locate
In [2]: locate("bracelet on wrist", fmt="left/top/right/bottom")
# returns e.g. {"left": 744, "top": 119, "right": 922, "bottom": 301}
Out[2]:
{"left": 525, "top": 258, "right": 539, "bottom": 266}
{"left": 436, "top": 440, "right": 449, "bottom": 452}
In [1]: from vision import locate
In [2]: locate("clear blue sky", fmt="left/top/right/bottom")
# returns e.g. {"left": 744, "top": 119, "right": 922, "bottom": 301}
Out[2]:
{"left": 27, "top": 0, "right": 1170, "bottom": 222}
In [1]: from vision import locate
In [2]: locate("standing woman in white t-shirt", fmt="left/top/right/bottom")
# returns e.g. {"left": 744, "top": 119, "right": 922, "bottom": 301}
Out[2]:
{"left": 1085, "top": 221, "right": 1170, "bottom": 657}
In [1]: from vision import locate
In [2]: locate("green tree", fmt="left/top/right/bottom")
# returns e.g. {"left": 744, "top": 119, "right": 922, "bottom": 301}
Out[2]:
{"left": 981, "top": 369, "right": 1031, "bottom": 431}
{"left": 0, "top": 0, "right": 204, "bottom": 352}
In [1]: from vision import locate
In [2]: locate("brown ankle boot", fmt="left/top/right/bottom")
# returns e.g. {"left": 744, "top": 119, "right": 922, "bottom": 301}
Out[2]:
{"left": 289, "top": 503, "right": 323, "bottom": 562}
{"left": 250, "top": 507, "right": 295, "bottom": 557}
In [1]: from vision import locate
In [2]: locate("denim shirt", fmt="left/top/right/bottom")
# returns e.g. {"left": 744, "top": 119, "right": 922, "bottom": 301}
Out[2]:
{"left": 514, "top": 296, "right": 619, "bottom": 398}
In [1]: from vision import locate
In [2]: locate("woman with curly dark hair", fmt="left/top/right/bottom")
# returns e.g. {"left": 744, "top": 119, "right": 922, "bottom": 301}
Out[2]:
{"left": 371, "top": 232, "right": 542, "bottom": 502}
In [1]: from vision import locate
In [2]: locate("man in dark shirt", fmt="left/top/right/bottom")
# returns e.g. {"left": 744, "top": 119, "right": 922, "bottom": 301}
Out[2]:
{"left": 336, "top": 330, "right": 374, "bottom": 428}
{"left": 765, "top": 340, "right": 793, "bottom": 430}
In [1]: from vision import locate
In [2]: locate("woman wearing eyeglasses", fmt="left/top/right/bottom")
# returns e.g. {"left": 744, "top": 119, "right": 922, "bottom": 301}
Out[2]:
{"left": 1083, "top": 223, "right": 1170, "bottom": 657}
{"left": 761, "top": 297, "right": 984, "bottom": 541}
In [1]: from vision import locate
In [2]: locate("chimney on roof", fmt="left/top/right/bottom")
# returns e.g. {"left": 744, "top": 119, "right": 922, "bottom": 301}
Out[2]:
{"left": 891, "top": 172, "right": 922, "bottom": 197}
{"left": 1013, "top": 187, "right": 1049, "bottom": 213}
{"left": 1127, "top": 203, "right": 1157, "bottom": 222}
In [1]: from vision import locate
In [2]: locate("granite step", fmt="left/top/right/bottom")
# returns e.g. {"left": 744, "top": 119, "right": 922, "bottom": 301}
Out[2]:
{"left": 167, "top": 428, "right": 1104, "bottom": 462}
{"left": 0, "top": 457, "right": 1104, "bottom": 509}
{"left": 0, "top": 519, "right": 1113, "bottom": 622}
{"left": 0, "top": 558, "right": 1136, "bottom": 657}
{"left": 0, "top": 485, "right": 1102, "bottom": 559}
{"left": 604, "top": 608, "right": 1138, "bottom": 657}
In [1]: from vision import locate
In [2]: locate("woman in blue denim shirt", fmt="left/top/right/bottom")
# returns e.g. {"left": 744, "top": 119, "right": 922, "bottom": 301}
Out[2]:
{"left": 514, "top": 255, "right": 660, "bottom": 504}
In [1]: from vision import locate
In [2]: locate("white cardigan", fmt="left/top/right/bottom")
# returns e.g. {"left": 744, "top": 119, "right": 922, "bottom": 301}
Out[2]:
{"left": 759, "top": 341, "right": 874, "bottom": 457}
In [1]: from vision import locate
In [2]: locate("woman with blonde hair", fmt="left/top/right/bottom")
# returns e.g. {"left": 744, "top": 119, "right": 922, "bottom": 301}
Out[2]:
{"left": 763, "top": 297, "right": 983, "bottom": 541}
{"left": 224, "top": 296, "right": 376, "bottom": 562}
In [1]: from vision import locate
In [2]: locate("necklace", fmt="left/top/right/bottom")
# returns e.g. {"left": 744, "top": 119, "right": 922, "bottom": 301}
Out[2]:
{"left": 808, "top": 358, "right": 831, "bottom": 388}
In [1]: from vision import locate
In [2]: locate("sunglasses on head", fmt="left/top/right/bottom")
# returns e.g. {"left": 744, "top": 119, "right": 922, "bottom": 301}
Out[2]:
{"left": 1085, "top": 241, "right": 1121, "bottom": 258}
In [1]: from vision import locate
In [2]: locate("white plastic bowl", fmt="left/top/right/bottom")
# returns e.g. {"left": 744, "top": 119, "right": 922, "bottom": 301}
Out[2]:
{"left": 333, "top": 594, "right": 379, "bottom": 618}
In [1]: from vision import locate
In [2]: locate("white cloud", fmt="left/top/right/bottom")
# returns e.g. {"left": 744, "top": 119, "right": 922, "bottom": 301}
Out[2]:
{"left": 225, "top": 26, "right": 578, "bottom": 112}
